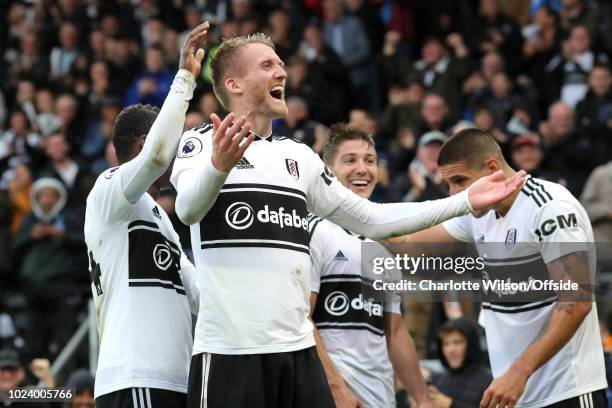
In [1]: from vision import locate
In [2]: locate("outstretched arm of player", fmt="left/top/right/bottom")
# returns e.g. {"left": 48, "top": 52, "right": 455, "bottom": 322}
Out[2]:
{"left": 321, "top": 170, "right": 525, "bottom": 240}
{"left": 309, "top": 293, "right": 365, "bottom": 408}
{"left": 120, "top": 22, "right": 209, "bottom": 204}
{"left": 174, "top": 113, "right": 255, "bottom": 225}
{"left": 480, "top": 251, "right": 592, "bottom": 408}
{"left": 384, "top": 313, "right": 433, "bottom": 408}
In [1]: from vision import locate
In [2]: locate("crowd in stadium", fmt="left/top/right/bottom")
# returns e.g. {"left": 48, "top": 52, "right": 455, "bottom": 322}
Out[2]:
{"left": 1, "top": 0, "right": 612, "bottom": 406}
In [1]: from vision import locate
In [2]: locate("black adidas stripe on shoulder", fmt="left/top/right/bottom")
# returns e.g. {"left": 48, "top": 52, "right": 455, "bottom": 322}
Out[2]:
{"left": 521, "top": 177, "right": 553, "bottom": 208}
{"left": 192, "top": 123, "right": 213, "bottom": 134}
{"left": 271, "top": 135, "right": 305, "bottom": 144}
{"left": 308, "top": 215, "right": 323, "bottom": 238}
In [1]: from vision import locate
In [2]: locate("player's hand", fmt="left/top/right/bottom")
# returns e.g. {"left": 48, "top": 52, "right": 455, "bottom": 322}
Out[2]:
{"left": 480, "top": 366, "right": 528, "bottom": 408}
{"left": 428, "top": 385, "right": 451, "bottom": 408}
{"left": 330, "top": 382, "right": 365, "bottom": 408}
{"left": 210, "top": 113, "right": 255, "bottom": 172}
{"left": 179, "top": 21, "right": 209, "bottom": 78}
{"left": 467, "top": 170, "right": 526, "bottom": 214}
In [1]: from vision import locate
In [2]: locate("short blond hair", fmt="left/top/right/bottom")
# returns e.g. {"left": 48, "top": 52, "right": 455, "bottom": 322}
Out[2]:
{"left": 211, "top": 33, "right": 275, "bottom": 109}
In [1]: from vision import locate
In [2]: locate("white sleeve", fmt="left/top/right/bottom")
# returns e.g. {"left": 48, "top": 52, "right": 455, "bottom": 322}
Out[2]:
{"left": 532, "top": 200, "right": 590, "bottom": 264}
{"left": 120, "top": 69, "right": 196, "bottom": 205}
{"left": 180, "top": 252, "right": 200, "bottom": 315}
{"left": 303, "top": 148, "right": 473, "bottom": 240}
{"left": 170, "top": 127, "right": 229, "bottom": 225}
{"left": 309, "top": 217, "right": 327, "bottom": 294}
{"left": 89, "top": 166, "right": 133, "bottom": 224}
{"left": 442, "top": 215, "right": 474, "bottom": 243}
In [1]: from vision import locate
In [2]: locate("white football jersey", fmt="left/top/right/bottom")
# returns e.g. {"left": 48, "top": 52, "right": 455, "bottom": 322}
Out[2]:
{"left": 310, "top": 216, "right": 400, "bottom": 408}
{"left": 443, "top": 176, "right": 607, "bottom": 407}
{"left": 85, "top": 165, "right": 198, "bottom": 398}
{"left": 171, "top": 125, "right": 356, "bottom": 354}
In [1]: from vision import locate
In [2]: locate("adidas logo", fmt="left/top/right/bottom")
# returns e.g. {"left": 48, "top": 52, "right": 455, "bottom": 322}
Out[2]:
{"left": 333, "top": 250, "right": 348, "bottom": 261}
{"left": 152, "top": 206, "right": 161, "bottom": 220}
{"left": 236, "top": 157, "right": 254, "bottom": 169}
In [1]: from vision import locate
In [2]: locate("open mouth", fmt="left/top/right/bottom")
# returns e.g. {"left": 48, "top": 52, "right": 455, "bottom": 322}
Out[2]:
{"left": 269, "top": 85, "right": 284, "bottom": 100}
{"left": 350, "top": 180, "right": 369, "bottom": 187}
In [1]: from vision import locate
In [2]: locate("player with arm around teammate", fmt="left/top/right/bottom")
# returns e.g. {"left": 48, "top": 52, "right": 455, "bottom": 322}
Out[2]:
{"left": 389, "top": 128, "right": 607, "bottom": 408}
{"left": 170, "top": 33, "right": 525, "bottom": 408}
{"left": 84, "top": 22, "right": 209, "bottom": 408}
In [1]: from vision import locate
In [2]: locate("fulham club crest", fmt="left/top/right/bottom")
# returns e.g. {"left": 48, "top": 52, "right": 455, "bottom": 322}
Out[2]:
{"left": 285, "top": 159, "right": 300, "bottom": 180}
{"left": 505, "top": 228, "right": 517, "bottom": 247}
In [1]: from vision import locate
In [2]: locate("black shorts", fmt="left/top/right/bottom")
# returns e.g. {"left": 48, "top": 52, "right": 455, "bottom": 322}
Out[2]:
{"left": 187, "top": 346, "right": 334, "bottom": 408}
{"left": 95, "top": 387, "right": 186, "bottom": 408}
{"left": 544, "top": 389, "right": 607, "bottom": 408}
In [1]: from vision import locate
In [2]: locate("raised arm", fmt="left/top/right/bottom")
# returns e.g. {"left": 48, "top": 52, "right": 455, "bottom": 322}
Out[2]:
{"left": 120, "top": 22, "right": 209, "bottom": 204}
{"left": 308, "top": 147, "right": 525, "bottom": 240}
{"left": 174, "top": 114, "right": 254, "bottom": 225}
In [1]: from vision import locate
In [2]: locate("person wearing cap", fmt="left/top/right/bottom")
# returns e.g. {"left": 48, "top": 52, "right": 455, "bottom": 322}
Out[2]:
{"left": 511, "top": 133, "right": 565, "bottom": 185}
{"left": 387, "top": 130, "right": 449, "bottom": 203}
{"left": 64, "top": 369, "right": 94, "bottom": 408}
{"left": 0, "top": 349, "right": 48, "bottom": 408}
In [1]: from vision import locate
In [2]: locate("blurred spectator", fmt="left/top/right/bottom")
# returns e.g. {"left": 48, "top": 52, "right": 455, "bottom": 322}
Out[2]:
{"left": 266, "top": 8, "right": 296, "bottom": 62}
{"left": 162, "top": 28, "right": 181, "bottom": 72}
{"left": 81, "top": 98, "right": 120, "bottom": 165}
{"left": 384, "top": 34, "right": 473, "bottom": 121}
{"left": 50, "top": 23, "right": 80, "bottom": 80}
{"left": 34, "top": 89, "right": 62, "bottom": 137}
{"left": 322, "top": 0, "right": 375, "bottom": 110}
{"left": 463, "top": 51, "right": 506, "bottom": 99}
{"left": 381, "top": 81, "right": 424, "bottom": 151}
{"left": 87, "top": 29, "right": 107, "bottom": 62}
{"left": 0, "top": 190, "right": 11, "bottom": 276}
{"left": 581, "top": 161, "right": 612, "bottom": 243}
{"left": 11, "top": 32, "right": 50, "bottom": 84}
{"left": 511, "top": 133, "right": 565, "bottom": 184}
{"left": 64, "top": 369, "right": 95, "bottom": 408}
{"left": 298, "top": 23, "right": 349, "bottom": 124}
{"left": 0, "top": 111, "right": 41, "bottom": 163}
{"left": 123, "top": 45, "right": 173, "bottom": 108}
{"left": 41, "top": 133, "right": 90, "bottom": 211}
{"left": 539, "top": 101, "right": 593, "bottom": 194}
{"left": 473, "top": 107, "right": 506, "bottom": 142}
{"left": 0, "top": 349, "right": 43, "bottom": 407}
{"left": 523, "top": 5, "right": 561, "bottom": 62}
{"left": 344, "top": 0, "right": 385, "bottom": 53}
{"left": 543, "top": 25, "right": 609, "bottom": 108}
{"left": 142, "top": 19, "right": 165, "bottom": 48}
{"left": 8, "top": 163, "right": 33, "bottom": 236}
{"left": 106, "top": 36, "right": 143, "bottom": 98}
{"left": 575, "top": 64, "right": 612, "bottom": 138}
{"left": 0, "top": 353, "right": 54, "bottom": 407}
{"left": 90, "top": 141, "right": 118, "bottom": 177}
{"left": 198, "top": 92, "right": 221, "bottom": 121}
{"left": 561, "top": 0, "right": 598, "bottom": 36}
{"left": 275, "top": 96, "right": 318, "bottom": 147}
{"left": 426, "top": 318, "right": 492, "bottom": 408}
{"left": 469, "top": 72, "right": 531, "bottom": 133}
{"left": 418, "top": 93, "right": 451, "bottom": 137}
{"left": 285, "top": 55, "right": 347, "bottom": 126}
{"left": 11, "top": 178, "right": 85, "bottom": 359}
{"left": 387, "top": 131, "right": 448, "bottom": 203}
{"left": 87, "top": 61, "right": 115, "bottom": 113}
{"left": 55, "top": 94, "right": 85, "bottom": 151}
{"left": 15, "top": 80, "right": 38, "bottom": 126}
{"left": 466, "top": 0, "right": 524, "bottom": 75}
